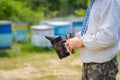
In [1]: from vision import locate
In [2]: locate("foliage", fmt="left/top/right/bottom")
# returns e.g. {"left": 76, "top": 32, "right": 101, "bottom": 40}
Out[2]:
{"left": 0, "top": 40, "right": 54, "bottom": 57}
{"left": 74, "top": 8, "right": 86, "bottom": 16}
{"left": 87, "top": 0, "right": 91, "bottom": 6}
{"left": 0, "top": 0, "right": 90, "bottom": 25}
{"left": 0, "top": 0, "right": 44, "bottom": 25}
{"left": 21, "top": 0, "right": 88, "bottom": 17}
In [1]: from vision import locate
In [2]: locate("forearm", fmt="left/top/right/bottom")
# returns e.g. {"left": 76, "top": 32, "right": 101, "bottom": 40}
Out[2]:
{"left": 82, "top": 28, "right": 118, "bottom": 51}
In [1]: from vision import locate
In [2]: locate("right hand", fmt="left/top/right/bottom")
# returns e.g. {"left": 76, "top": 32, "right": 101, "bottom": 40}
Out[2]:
{"left": 65, "top": 36, "right": 84, "bottom": 51}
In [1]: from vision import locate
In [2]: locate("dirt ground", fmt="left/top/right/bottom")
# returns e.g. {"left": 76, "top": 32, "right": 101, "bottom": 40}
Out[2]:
{"left": 0, "top": 54, "right": 120, "bottom": 80}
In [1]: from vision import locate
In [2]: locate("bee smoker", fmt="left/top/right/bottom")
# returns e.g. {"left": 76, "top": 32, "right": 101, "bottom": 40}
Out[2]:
{"left": 45, "top": 33, "right": 74, "bottom": 59}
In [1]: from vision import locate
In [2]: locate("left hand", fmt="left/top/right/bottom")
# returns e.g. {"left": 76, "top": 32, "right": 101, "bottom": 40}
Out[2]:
{"left": 65, "top": 36, "right": 84, "bottom": 51}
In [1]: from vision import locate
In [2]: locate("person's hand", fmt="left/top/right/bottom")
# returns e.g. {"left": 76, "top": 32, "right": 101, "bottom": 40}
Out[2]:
{"left": 65, "top": 36, "right": 84, "bottom": 51}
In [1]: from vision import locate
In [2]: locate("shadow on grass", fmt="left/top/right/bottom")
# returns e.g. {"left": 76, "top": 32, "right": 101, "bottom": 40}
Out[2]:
{"left": 21, "top": 45, "right": 54, "bottom": 53}
{"left": 14, "top": 40, "right": 54, "bottom": 53}
{"left": 0, "top": 50, "right": 11, "bottom": 57}
{"left": 0, "top": 41, "right": 55, "bottom": 58}
{"left": 34, "top": 75, "right": 61, "bottom": 80}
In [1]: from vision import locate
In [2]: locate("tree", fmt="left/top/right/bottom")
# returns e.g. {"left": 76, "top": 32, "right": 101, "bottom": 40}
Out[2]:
{"left": 0, "top": 0, "right": 44, "bottom": 25}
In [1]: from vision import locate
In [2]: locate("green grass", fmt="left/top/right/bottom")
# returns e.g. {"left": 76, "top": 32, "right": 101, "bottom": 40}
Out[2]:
{"left": 35, "top": 75, "right": 62, "bottom": 80}
{"left": 0, "top": 41, "right": 82, "bottom": 80}
{"left": 0, "top": 51, "right": 81, "bottom": 80}
{"left": 0, "top": 40, "right": 54, "bottom": 57}
{"left": 0, "top": 41, "right": 120, "bottom": 80}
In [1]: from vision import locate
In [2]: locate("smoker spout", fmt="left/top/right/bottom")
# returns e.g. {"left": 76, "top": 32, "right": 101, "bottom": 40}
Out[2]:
{"left": 45, "top": 35, "right": 59, "bottom": 41}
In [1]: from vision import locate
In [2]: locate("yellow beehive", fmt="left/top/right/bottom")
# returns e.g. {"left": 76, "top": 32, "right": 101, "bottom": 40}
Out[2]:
{"left": 12, "top": 22, "right": 28, "bottom": 42}
{"left": 12, "top": 24, "right": 27, "bottom": 30}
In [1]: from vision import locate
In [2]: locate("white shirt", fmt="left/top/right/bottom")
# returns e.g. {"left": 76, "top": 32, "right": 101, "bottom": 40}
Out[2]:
{"left": 80, "top": 0, "right": 120, "bottom": 63}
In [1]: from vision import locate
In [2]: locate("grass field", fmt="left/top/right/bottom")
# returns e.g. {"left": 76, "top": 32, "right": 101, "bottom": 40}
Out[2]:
{"left": 0, "top": 43, "right": 120, "bottom": 80}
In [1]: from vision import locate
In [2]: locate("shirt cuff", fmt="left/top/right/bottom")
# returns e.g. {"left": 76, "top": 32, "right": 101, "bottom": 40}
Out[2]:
{"left": 75, "top": 31, "right": 81, "bottom": 37}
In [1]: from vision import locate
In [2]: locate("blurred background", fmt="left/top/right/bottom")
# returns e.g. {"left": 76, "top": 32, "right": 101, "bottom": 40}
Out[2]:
{"left": 0, "top": 0, "right": 90, "bottom": 25}
{"left": 0, "top": 0, "right": 119, "bottom": 80}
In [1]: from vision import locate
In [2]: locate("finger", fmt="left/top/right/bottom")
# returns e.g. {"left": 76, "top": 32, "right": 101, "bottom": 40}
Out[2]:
{"left": 69, "top": 47, "right": 73, "bottom": 52}
{"left": 65, "top": 39, "right": 70, "bottom": 46}
{"left": 67, "top": 45, "right": 72, "bottom": 52}
{"left": 66, "top": 34, "right": 70, "bottom": 39}
{"left": 68, "top": 43, "right": 74, "bottom": 52}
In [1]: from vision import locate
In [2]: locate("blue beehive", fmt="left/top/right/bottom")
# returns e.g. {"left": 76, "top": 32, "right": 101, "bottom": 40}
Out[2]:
{"left": 47, "top": 21, "right": 72, "bottom": 36}
{"left": 66, "top": 17, "right": 84, "bottom": 33}
{"left": 72, "top": 21, "right": 83, "bottom": 33}
{"left": 0, "top": 21, "right": 12, "bottom": 49}
{"left": 12, "top": 22, "right": 27, "bottom": 42}
{"left": 73, "top": 21, "right": 83, "bottom": 27}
